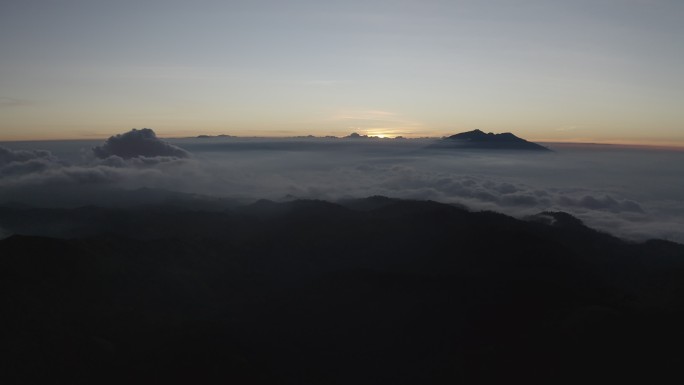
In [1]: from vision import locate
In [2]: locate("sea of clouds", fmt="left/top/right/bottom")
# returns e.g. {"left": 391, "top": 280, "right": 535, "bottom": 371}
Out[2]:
{"left": 1, "top": 129, "right": 683, "bottom": 243}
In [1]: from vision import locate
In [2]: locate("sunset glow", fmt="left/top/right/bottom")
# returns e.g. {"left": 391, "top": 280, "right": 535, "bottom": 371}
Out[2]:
{"left": 1, "top": 1, "right": 682, "bottom": 145}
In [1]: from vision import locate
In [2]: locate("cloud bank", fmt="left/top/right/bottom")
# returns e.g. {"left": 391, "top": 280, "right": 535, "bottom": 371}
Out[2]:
{"left": 0, "top": 129, "right": 201, "bottom": 207}
{"left": 0, "top": 146, "right": 61, "bottom": 177}
{"left": 0, "top": 133, "right": 683, "bottom": 243}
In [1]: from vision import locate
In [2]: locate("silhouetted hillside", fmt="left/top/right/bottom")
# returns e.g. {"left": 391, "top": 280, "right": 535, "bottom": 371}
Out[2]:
{"left": 430, "top": 129, "right": 550, "bottom": 151}
{"left": 1, "top": 198, "right": 683, "bottom": 384}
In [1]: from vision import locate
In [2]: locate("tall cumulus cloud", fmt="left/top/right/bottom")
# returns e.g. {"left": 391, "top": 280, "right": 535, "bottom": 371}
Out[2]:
{"left": 92, "top": 128, "right": 190, "bottom": 159}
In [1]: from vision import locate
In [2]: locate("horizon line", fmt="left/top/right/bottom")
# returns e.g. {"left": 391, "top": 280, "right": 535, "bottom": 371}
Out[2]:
{"left": 2, "top": 134, "right": 684, "bottom": 151}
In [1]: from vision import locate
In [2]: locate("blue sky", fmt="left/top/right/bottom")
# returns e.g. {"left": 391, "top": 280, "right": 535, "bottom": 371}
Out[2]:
{"left": 1, "top": 0, "right": 683, "bottom": 144}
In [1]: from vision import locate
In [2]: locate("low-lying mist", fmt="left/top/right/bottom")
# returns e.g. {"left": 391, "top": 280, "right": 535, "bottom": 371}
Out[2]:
{"left": 1, "top": 129, "right": 683, "bottom": 243}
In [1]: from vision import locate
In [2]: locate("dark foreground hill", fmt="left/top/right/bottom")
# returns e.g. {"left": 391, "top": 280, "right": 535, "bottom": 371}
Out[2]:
{"left": 430, "top": 129, "right": 551, "bottom": 151}
{"left": 1, "top": 198, "right": 684, "bottom": 384}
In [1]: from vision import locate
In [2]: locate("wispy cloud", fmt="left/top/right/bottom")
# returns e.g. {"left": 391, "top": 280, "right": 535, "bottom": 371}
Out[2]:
{"left": 331, "top": 110, "right": 397, "bottom": 121}
{"left": 304, "top": 80, "right": 346, "bottom": 87}
{"left": 0, "top": 97, "right": 34, "bottom": 108}
{"left": 555, "top": 125, "right": 588, "bottom": 132}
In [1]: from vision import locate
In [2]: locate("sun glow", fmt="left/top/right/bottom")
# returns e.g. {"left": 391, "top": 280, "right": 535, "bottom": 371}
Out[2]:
{"left": 365, "top": 130, "right": 398, "bottom": 139}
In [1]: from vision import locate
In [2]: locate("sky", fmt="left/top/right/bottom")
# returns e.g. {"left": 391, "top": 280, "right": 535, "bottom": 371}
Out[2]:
{"left": 1, "top": 0, "right": 683, "bottom": 144}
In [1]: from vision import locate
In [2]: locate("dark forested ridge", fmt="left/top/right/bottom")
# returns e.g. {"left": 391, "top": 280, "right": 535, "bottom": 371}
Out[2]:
{"left": 2, "top": 197, "right": 684, "bottom": 384}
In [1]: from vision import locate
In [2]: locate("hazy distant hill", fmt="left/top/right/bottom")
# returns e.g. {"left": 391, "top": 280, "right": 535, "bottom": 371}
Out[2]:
{"left": 430, "top": 129, "right": 551, "bottom": 151}
{"left": 1, "top": 198, "right": 683, "bottom": 384}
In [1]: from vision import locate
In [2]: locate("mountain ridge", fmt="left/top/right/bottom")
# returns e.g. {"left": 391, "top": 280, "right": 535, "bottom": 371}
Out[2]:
{"left": 2, "top": 197, "right": 684, "bottom": 384}
{"left": 431, "top": 129, "right": 551, "bottom": 151}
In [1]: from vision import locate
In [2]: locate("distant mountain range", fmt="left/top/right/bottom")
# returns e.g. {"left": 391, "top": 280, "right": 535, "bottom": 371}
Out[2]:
{"left": 184, "top": 130, "right": 550, "bottom": 151}
{"left": 430, "top": 129, "right": 551, "bottom": 151}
